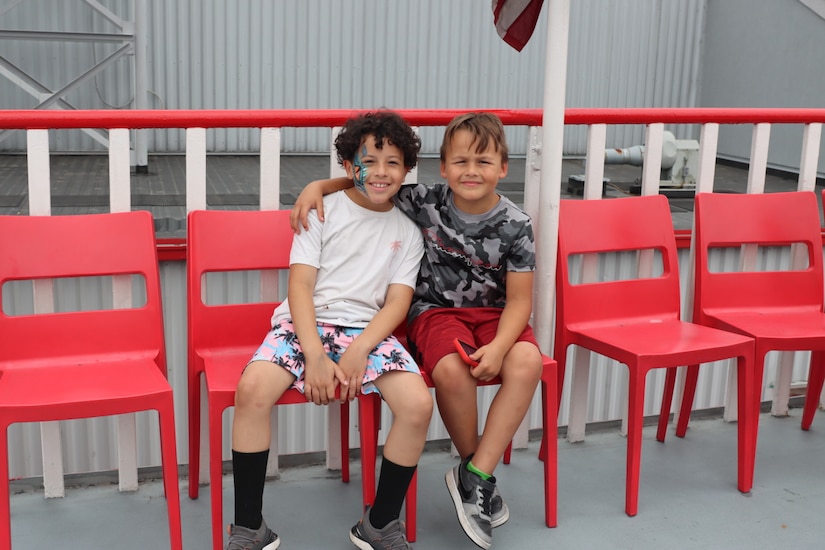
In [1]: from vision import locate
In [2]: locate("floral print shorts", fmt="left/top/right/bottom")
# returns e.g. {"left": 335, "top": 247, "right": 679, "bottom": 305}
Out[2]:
{"left": 249, "top": 319, "right": 420, "bottom": 396}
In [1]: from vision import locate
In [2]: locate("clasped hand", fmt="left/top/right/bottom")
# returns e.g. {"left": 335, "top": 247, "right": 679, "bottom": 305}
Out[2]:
{"left": 303, "top": 351, "right": 366, "bottom": 405}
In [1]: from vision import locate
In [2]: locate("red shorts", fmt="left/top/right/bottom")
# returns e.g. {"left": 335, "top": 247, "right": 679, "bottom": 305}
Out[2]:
{"left": 407, "top": 307, "right": 538, "bottom": 376}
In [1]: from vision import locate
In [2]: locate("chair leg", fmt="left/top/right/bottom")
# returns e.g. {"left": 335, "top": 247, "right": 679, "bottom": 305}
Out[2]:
{"left": 735, "top": 354, "right": 757, "bottom": 494}
{"left": 188, "top": 371, "right": 201, "bottom": 499}
{"left": 0, "top": 424, "right": 12, "bottom": 550}
{"left": 157, "top": 401, "right": 184, "bottom": 550}
{"left": 341, "top": 401, "right": 350, "bottom": 483}
{"left": 210, "top": 403, "right": 226, "bottom": 550}
{"left": 541, "top": 363, "right": 558, "bottom": 528}
{"left": 625, "top": 370, "right": 646, "bottom": 517}
{"left": 405, "top": 469, "right": 417, "bottom": 542}
{"left": 675, "top": 364, "right": 700, "bottom": 437}
{"left": 656, "top": 367, "right": 678, "bottom": 442}
{"left": 552, "top": 341, "right": 568, "bottom": 414}
{"left": 358, "top": 394, "right": 380, "bottom": 509}
{"left": 802, "top": 351, "right": 825, "bottom": 431}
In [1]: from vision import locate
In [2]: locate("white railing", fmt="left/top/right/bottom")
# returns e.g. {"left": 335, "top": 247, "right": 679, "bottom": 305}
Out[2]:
{"left": 1, "top": 108, "right": 824, "bottom": 496}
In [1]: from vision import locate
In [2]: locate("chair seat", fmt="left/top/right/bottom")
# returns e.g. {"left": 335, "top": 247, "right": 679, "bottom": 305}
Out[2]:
{"left": 0, "top": 359, "right": 171, "bottom": 417}
{"left": 705, "top": 310, "right": 825, "bottom": 343}
{"left": 200, "top": 348, "right": 318, "bottom": 407}
{"left": 569, "top": 318, "right": 753, "bottom": 367}
{"left": 199, "top": 347, "right": 258, "bottom": 393}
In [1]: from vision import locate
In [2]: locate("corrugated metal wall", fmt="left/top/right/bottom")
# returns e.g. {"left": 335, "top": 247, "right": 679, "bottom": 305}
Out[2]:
{"left": 6, "top": 246, "right": 815, "bottom": 479}
{"left": 700, "top": 0, "right": 825, "bottom": 176}
{"left": 0, "top": 0, "right": 706, "bottom": 155}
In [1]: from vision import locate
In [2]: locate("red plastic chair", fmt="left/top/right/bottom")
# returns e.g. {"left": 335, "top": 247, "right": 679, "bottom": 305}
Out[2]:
{"left": 187, "top": 209, "right": 379, "bottom": 550}
{"left": 554, "top": 195, "right": 756, "bottom": 516}
{"left": 386, "top": 326, "right": 558, "bottom": 538}
{"left": 0, "top": 211, "right": 182, "bottom": 549}
{"left": 668, "top": 191, "right": 825, "bottom": 451}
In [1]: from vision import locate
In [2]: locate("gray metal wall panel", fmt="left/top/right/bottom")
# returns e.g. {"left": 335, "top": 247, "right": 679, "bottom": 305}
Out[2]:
{"left": 1, "top": 0, "right": 706, "bottom": 155}
{"left": 700, "top": 0, "right": 825, "bottom": 177}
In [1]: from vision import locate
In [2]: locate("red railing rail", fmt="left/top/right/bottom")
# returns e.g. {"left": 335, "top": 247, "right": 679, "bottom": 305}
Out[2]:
{"left": 3, "top": 107, "right": 825, "bottom": 129}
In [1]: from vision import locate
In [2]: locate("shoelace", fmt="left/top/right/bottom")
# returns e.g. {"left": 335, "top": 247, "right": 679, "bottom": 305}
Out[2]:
{"left": 475, "top": 484, "right": 494, "bottom": 522}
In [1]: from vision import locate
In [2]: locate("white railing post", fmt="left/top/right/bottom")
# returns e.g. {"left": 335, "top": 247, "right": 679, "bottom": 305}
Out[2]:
{"left": 184, "top": 127, "right": 211, "bottom": 483}
{"left": 773, "top": 122, "right": 825, "bottom": 416}
{"left": 109, "top": 128, "right": 140, "bottom": 492}
{"left": 566, "top": 123, "right": 606, "bottom": 443}
{"left": 723, "top": 123, "right": 771, "bottom": 422}
{"left": 672, "top": 123, "right": 719, "bottom": 429}
{"left": 27, "top": 129, "right": 65, "bottom": 499}
{"left": 259, "top": 127, "right": 283, "bottom": 477}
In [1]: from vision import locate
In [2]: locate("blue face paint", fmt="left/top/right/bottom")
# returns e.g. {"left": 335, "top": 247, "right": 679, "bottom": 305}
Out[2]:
{"left": 352, "top": 144, "right": 368, "bottom": 193}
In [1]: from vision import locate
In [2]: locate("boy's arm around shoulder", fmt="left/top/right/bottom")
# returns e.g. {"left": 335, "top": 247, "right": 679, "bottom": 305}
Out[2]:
{"left": 290, "top": 177, "right": 353, "bottom": 233}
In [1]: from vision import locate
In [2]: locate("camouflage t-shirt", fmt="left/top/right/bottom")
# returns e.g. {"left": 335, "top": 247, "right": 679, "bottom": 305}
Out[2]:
{"left": 394, "top": 182, "right": 535, "bottom": 323}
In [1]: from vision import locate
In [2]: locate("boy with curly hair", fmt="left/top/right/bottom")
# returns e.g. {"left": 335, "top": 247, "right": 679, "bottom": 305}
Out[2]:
{"left": 226, "top": 110, "right": 433, "bottom": 550}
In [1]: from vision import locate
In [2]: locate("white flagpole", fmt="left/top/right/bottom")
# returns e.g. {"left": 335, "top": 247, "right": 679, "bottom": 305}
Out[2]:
{"left": 533, "top": 0, "right": 569, "bottom": 356}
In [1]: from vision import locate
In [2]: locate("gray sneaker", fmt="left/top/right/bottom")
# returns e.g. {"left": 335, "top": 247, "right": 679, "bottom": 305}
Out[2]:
{"left": 490, "top": 484, "right": 509, "bottom": 528}
{"left": 445, "top": 457, "right": 494, "bottom": 549}
{"left": 225, "top": 518, "right": 280, "bottom": 550}
{"left": 349, "top": 505, "right": 412, "bottom": 549}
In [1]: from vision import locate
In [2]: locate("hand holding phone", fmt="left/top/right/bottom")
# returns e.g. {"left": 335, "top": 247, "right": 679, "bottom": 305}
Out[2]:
{"left": 453, "top": 338, "right": 479, "bottom": 368}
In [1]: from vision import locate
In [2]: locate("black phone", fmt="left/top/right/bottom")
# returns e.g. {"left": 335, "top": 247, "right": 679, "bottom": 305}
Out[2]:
{"left": 453, "top": 338, "right": 479, "bottom": 367}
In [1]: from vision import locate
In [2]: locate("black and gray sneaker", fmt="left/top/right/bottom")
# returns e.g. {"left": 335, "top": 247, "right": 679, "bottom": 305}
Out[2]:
{"left": 224, "top": 518, "right": 280, "bottom": 550}
{"left": 490, "top": 484, "right": 509, "bottom": 528}
{"left": 349, "top": 505, "right": 412, "bottom": 550}
{"left": 445, "top": 456, "right": 495, "bottom": 549}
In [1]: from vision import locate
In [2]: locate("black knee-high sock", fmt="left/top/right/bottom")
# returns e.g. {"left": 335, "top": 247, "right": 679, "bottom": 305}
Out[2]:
{"left": 370, "top": 458, "right": 417, "bottom": 529}
{"left": 232, "top": 449, "right": 269, "bottom": 530}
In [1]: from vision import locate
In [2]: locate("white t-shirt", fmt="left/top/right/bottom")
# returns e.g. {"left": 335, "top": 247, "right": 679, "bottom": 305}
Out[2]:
{"left": 271, "top": 190, "right": 424, "bottom": 328}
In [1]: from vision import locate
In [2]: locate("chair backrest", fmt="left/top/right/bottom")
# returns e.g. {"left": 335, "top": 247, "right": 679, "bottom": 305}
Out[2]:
{"left": 186, "top": 209, "right": 292, "bottom": 360}
{"left": 0, "top": 211, "right": 166, "bottom": 369}
{"left": 693, "top": 191, "right": 824, "bottom": 314}
{"left": 556, "top": 194, "right": 682, "bottom": 327}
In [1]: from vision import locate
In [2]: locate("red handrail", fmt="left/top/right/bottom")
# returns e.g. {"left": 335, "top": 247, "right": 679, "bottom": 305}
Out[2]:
{"left": 6, "top": 107, "right": 825, "bottom": 261}
{"left": 3, "top": 108, "right": 825, "bottom": 130}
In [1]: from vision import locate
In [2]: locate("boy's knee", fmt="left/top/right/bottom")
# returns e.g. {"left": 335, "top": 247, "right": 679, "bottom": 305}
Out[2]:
{"left": 412, "top": 389, "right": 435, "bottom": 424}
{"left": 398, "top": 387, "right": 434, "bottom": 427}
{"left": 433, "top": 357, "right": 476, "bottom": 394}
{"left": 234, "top": 363, "right": 270, "bottom": 408}
{"left": 503, "top": 345, "right": 543, "bottom": 383}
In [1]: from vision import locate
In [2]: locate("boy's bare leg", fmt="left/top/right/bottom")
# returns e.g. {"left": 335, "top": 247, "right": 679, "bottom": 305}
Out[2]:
{"left": 473, "top": 342, "right": 542, "bottom": 474}
{"left": 232, "top": 360, "right": 296, "bottom": 452}
{"left": 373, "top": 370, "right": 433, "bottom": 465}
{"left": 361, "top": 370, "right": 432, "bottom": 534}
{"left": 431, "top": 354, "right": 482, "bottom": 459}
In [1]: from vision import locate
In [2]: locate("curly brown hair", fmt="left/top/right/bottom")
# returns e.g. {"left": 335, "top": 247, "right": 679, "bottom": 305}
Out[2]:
{"left": 334, "top": 110, "right": 421, "bottom": 170}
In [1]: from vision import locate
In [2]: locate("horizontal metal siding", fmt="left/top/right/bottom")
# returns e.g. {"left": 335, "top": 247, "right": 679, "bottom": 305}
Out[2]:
{"left": 5, "top": 243, "right": 818, "bottom": 478}
{"left": 0, "top": 0, "right": 705, "bottom": 154}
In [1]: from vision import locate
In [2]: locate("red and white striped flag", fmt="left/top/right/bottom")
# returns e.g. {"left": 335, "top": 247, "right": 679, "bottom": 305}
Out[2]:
{"left": 492, "top": 0, "right": 545, "bottom": 52}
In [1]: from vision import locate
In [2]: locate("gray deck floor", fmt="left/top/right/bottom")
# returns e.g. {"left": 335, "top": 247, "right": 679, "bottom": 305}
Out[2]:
{"left": 10, "top": 409, "right": 825, "bottom": 549}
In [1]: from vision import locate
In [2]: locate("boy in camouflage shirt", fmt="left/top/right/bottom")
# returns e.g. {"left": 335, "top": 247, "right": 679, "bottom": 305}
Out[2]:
{"left": 293, "top": 113, "right": 543, "bottom": 550}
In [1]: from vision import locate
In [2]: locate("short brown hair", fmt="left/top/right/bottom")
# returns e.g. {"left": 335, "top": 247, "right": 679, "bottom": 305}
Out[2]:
{"left": 440, "top": 112, "right": 509, "bottom": 164}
